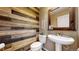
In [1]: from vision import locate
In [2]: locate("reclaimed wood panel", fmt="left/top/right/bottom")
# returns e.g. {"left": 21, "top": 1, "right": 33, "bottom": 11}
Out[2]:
{"left": 0, "top": 10, "right": 38, "bottom": 24}
{"left": 4, "top": 36, "right": 37, "bottom": 51}
{"left": 0, "top": 20, "right": 39, "bottom": 28}
{"left": 11, "top": 7, "right": 38, "bottom": 18}
{"left": 0, "top": 30, "right": 36, "bottom": 36}
{"left": 29, "top": 7, "right": 39, "bottom": 13}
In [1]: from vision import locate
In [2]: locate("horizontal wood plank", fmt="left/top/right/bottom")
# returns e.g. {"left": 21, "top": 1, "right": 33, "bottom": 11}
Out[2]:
{"left": 0, "top": 20, "right": 39, "bottom": 28}
{"left": 11, "top": 7, "right": 38, "bottom": 19}
{"left": 0, "top": 10, "right": 38, "bottom": 24}
{"left": 29, "top": 7, "right": 39, "bottom": 13}
{"left": 4, "top": 36, "right": 37, "bottom": 51}
{"left": 0, "top": 30, "right": 36, "bottom": 36}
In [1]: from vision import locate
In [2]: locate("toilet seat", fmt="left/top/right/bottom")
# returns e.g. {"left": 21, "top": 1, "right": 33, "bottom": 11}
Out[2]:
{"left": 30, "top": 42, "right": 42, "bottom": 51}
{"left": 30, "top": 34, "right": 46, "bottom": 51}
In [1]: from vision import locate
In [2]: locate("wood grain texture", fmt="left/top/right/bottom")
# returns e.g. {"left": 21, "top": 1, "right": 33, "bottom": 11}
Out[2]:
{"left": 4, "top": 36, "right": 37, "bottom": 51}
{"left": 29, "top": 7, "right": 39, "bottom": 13}
{"left": 11, "top": 7, "right": 39, "bottom": 18}
{"left": 0, "top": 7, "right": 11, "bottom": 14}
{"left": 0, "top": 30, "right": 36, "bottom": 36}
{"left": 0, "top": 10, "right": 38, "bottom": 24}
{"left": 0, "top": 20, "right": 39, "bottom": 28}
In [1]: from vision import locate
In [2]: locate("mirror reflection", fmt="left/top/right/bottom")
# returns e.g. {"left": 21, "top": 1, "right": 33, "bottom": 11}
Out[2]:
{"left": 49, "top": 7, "right": 71, "bottom": 30}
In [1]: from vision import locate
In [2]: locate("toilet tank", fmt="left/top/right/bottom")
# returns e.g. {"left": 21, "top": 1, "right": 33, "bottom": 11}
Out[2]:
{"left": 39, "top": 34, "right": 46, "bottom": 44}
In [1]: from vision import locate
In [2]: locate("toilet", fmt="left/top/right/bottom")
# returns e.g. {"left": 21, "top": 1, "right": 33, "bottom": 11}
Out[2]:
{"left": 30, "top": 34, "right": 46, "bottom": 51}
{"left": 0, "top": 43, "right": 5, "bottom": 50}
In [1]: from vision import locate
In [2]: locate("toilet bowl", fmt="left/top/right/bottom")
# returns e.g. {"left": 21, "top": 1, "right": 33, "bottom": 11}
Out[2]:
{"left": 0, "top": 43, "right": 5, "bottom": 50}
{"left": 30, "top": 34, "right": 46, "bottom": 51}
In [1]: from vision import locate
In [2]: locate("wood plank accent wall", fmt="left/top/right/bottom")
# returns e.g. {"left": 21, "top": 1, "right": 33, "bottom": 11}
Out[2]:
{"left": 0, "top": 9, "right": 39, "bottom": 28}
{"left": 4, "top": 36, "right": 37, "bottom": 51}
{"left": 29, "top": 7, "right": 39, "bottom": 13}
{"left": 0, "top": 7, "right": 39, "bottom": 30}
{"left": 0, "top": 7, "right": 39, "bottom": 51}
{"left": 0, "top": 10, "right": 38, "bottom": 24}
{"left": 11, "top": 7, "right": 39, "bottom": 19}
{"left": 0, "top": 20, "right": 39, "bottom": 28}
{"left": 0, "top": 30, "right": 36, "bottom": 36}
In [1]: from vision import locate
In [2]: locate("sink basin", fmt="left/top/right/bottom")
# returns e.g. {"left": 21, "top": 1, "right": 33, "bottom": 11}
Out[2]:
{"left": 48, "top": 35, "right": 74, "bottom": 51}
{"left": 48, "top": 35, "right": 74, "bottom": 45}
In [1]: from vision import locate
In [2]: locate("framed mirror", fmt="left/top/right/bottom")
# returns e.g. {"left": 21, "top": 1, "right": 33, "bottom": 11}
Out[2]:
{"left": 48, "top": 7, "right": 75, "bottom": 31}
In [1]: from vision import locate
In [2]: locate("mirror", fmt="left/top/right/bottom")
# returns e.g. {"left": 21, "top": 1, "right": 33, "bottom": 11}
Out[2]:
{"left": 49, "top": 7, "right": 75, "bottom": 30}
